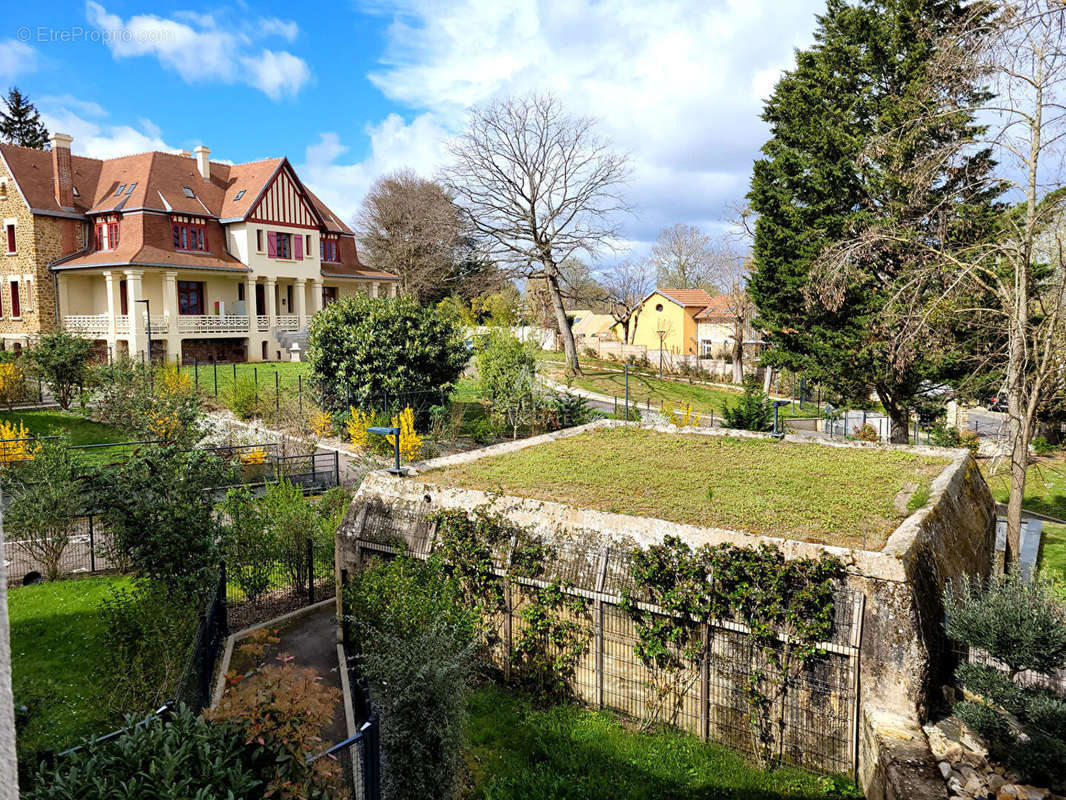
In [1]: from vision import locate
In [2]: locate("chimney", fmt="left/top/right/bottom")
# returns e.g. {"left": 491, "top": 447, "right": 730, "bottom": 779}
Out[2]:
{"left": 50, "top": 133, "right": 74, "bottom": 209}
{"left": 194, "top": 145, "right": 211, "bottom": 181}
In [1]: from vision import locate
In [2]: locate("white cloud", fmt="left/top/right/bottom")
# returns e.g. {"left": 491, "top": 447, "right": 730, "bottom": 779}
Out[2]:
{"left": 0, "top": 40, "right": 37, "bottom": 82}
{"left": 37, "top": 97, "right": 176, "bottom": 160}
{"left": 344, "top": 0, "right": 824, "bottom": 251}
{"left": 297, "top": 113, "right": 451, "bottom": 225}
{"left": 84, "top": 2, "right": 309, "bottom": 99}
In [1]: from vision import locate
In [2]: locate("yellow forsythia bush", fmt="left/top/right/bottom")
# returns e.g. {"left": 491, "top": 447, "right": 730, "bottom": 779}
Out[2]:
{"left": 346, "top": 407, "right": 373, "bottom": 450}
{"left": 310, "top": 408, "right": 332, "bottom": 438}
{"left": 0, "top": 362, "right": 24, "bottom": 408}
{"left": 0, "top": 419, "right": 37, "bottom": 467}
{"left": 388, "top": 406, "right": 423, "bottom": 461}
{"left": 669, "top": 403, "right": 702, "bottom": 428}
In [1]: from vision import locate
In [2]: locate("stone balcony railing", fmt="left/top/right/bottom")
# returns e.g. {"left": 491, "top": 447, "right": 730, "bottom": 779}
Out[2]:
{"left": 65, "top": 313, "right": 307, "bottom": 337}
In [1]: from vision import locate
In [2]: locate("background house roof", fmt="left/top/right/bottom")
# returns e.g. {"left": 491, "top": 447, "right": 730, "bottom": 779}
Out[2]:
{"left": 655, "top": 288, "right": 714, "bottom": 308}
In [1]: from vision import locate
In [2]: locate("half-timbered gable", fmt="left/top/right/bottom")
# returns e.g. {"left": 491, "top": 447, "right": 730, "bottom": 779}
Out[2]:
{"left": 246, "top": 166, "right": 321, "bottom": 230}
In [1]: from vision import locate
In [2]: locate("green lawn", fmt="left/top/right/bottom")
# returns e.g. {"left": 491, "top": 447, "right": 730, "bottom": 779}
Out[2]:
{"left": 0, "top": 409, "right": 123, "bottom": 446}
{"left": 424, "top": 426, "right": 949, "bottom": 549}
{"left": 8, "top": 576, "right": 128, "bottom": 759}
{"left": 545, "top": 364, "right": 821, "bottom": 420}
{"left": 985, "top": 460, "right": 1066, "bottom": 581}
{"left": 181, "top": 360, "right": 311, "bottom": 400}
{"left": 465, "top": 684, "right": 859, "bottom": 800}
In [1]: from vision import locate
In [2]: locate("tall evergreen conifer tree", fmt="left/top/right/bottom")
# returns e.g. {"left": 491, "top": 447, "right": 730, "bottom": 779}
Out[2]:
{"left": 748, "top": 0, "right": 1000, "bottom": 441}
{"left": 0, "top": 87, "right": 49, "bottom": 149}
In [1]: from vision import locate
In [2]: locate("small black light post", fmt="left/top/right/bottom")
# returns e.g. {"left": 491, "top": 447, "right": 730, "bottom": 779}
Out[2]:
{"left": 368, "top": 426, "right": 403, "bottom": 474}
{"left": 624, "top": 363, "right": 630, "bottom": 421}
{"left": 135, "top": 298, "right": 152, "bottom": 363}
{"left": 771, "top": 399, "right": 790, "bottom": 439}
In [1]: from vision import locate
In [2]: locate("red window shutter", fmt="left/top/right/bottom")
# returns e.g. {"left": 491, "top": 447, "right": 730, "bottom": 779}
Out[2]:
{"left": 10, "top": 282, "right": 19, "bottom": 318}
{"left": 294, "top": 233, "right": 303, "bottom": 260}
{"left": 120, "top": 279, "right": 128, "bottom": 315}
{"left": 267, "top": 231, "right": 277, "bottom": 258}
{"left": 5, "top": 224, "right": 14, "bottom": 253}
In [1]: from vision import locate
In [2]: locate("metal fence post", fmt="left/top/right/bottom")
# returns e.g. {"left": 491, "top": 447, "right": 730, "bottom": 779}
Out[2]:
{"left": 624, "top": 364, "right": 629, "bottom": 421}
{"left": 333, "top": 451, "right": 339, "bottom": 487}
{"left": 307, "top": 537, "right": 315, "bottom": 605}
{"left": 275, "top": 371, "right": 280, "bottom": 411}
{"left": 213, "top": 359, "right": 218, "bottom": 397}
{"left": 232, "top": 361, "right": 237, "bottom": 386}
{"left": 298, "top": 375, "right": 303, "bottom": 415}
{"left": 194, "top": 358, "right": 199, "bottom": 389}
{"left": 254, "top": 367, "right": 258, "bottom": 405}
{"left": 88, "top": 514, "right": 96, "bottom": 573}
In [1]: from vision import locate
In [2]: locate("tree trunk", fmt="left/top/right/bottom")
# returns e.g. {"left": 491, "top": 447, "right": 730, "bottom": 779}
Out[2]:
{"left": 731, "top": 324, "right": 744, "bottom": 384}
{"left": 543, "top": 266, "right": 582, "bottom": 376}
{"left": 879, "top": 389, "right": 909, "bottom": 444}
{"left": 762, "top": 366, "right": 774, "bottom": 394}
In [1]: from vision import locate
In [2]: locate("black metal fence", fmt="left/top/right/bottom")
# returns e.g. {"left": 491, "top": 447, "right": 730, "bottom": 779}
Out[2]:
{"left": 175, "top": 568, "right": 229, "bottom": 713}
{"left": 306, "top": 664, "right": 382, "bottom": 800}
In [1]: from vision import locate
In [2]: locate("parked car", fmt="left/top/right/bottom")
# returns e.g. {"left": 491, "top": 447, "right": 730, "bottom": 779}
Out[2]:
{"left": 986, "top": 394, "right": 1008, "bottom": 413}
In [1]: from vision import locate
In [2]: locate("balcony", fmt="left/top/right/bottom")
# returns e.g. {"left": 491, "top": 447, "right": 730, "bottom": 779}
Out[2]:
{"left": 176, "top": 314, "right": 251, "bottom": 334}
{"left": 63, "top": 314, "right": 111, "bottom": 335}
{"left": 275, "top": 314, "right": 300, "bottom": 331}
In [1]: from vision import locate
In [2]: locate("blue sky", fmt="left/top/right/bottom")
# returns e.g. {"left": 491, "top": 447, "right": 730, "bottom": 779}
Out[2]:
{"left": 0, "top": 0, "right": 827, "bottom": 254}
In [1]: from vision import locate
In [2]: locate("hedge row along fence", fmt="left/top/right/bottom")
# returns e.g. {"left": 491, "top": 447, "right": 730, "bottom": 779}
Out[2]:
{"left": 341, "top": 497, "right": 865, "bottom": 777}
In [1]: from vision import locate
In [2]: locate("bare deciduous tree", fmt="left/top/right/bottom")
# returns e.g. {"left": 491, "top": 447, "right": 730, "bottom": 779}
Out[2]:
{"left": 649, "top": 224, "right": 735, "bottom": 291}
{"left": 721, "top": 258, "right": 755, "bottom": 384}
{"left": 441, "top": 93, "right": 630, "bottom": 376}
{"left": 355, "top": 170, "right": 468, "bottom": 303}
{"left": 603, "top": 258, "right": 654, "bottom": 344}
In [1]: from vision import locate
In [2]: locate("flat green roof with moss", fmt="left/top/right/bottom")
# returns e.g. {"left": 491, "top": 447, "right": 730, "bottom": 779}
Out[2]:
{"left": 422, "top": 426, "right": 951, "bottom": 550}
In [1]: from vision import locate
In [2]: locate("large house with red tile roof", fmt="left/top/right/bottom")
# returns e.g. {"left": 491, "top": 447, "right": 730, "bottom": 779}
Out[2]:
{"left": 611, "top": 288, "right": 713, "bottom": 354}
{"left": 693, "top": 293, "right": 756, "bottom": 357}
{"left": 0, "top": 133, "right": 398, "bottom": 363}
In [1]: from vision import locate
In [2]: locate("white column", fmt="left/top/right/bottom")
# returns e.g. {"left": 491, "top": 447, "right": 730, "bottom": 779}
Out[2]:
{"left": 294, "top": 278, "right": 307, "bottom": 327}
{"left": 370, "top": 281, "right": 380, "bottom": 298}
{"left": 103, "top": 270, "right": 118, "bottom": 359}
{"left": 245, "top": 275, "right": 257, "bottom": 320}
{"left": 162, "top": 271, "right": 178, "bottom": 334}
{"left": 56, "top": 274, "right": 71, "bottom": 324}
{"left": 124, "top": 269, "right": 144, "bottom": 360}
{"left": 265, "top": 277, "right": 277, "bottom": 322}
{"left": 310, "top": 278, "right": 323, "bottom": 314}
{"left": 389, "top": 281, "right": 398, "bottom": 298}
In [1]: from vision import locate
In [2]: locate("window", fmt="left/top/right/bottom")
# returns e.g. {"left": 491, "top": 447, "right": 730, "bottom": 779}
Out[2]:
{"left": 10, "top": 281, "right": 19, "bottom": 318}
{"left": 655, "top": 303, "right": 664, "bottom": 312}
{"left": 177, "top": 281, "right": 205, "bottom": 315}
{"left": 94, "top": 220, "right": 119, "bottom": 251}
{"left": 320, "top": 237, "right": 339, "bottom": 263}
{"left": 271, "top": 232, "right": 291, "bottom": 259}
{"left": 115, "top": 184, "right": 126, "bottom": 196}
{"left": 238, "top": 283, "right": 245, "bottom": 301}
{"left": 322, "top": 286, "right": 338, "bottom": 306}
{"left": 120, "top": 279, "right": 128, "bottom": 315}
{"left": 126, "top": 183, "right": 136, "bottom": 195}
{"left": 181, "top": 186, "right": 195, "bottom": 198}
{"left": 172, "top": 221, "right": 207, "bottom": 252}
{"left": 5, "top": 224, "right": 15, "bottom": 254}
{"left": 256, "top": 229, "right": 263, "bottom": 251}
{"left": 305, "top": 234, "right": 311, "bottom": 255}
{"left": 234, "top": 189, "right": 245, "bottom": 201}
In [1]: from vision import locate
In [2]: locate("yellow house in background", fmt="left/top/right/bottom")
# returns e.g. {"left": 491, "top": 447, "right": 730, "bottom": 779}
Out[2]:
{"left": 617, "top": 289, "right": 712, "bottom": 354}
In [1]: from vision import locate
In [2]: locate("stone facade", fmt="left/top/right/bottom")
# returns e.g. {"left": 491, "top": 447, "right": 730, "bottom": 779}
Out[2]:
{"left": 0, "top": 157, "right": 83, "bottom": 349}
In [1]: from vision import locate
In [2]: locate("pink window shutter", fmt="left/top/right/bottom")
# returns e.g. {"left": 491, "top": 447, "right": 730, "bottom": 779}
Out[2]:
{"left": 267, "top": 231, "right": 277, "bottom": 258}
{"left": 294, "top": 233, "right": 303, "bottom": 260}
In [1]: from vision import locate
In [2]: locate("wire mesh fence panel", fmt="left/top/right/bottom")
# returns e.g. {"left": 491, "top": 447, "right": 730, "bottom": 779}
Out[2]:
{"left": 174, "top": 570, "right": 228, "bottom": 714}
{"left": 3, "top": 514, "right": 119, "bottom": 586}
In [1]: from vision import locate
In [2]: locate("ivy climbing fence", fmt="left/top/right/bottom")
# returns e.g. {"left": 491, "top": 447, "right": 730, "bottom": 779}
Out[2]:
{"left": 344, "top": 498, "right": 865, "bottom": 777}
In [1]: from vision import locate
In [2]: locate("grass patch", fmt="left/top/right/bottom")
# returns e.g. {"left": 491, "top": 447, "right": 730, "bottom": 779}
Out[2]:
{"left": 0, "top": 409, "right": 123, "bottom": 446}
{"left": 545, "top": 365, "right": 821, "bottom": 419}
{"left": 425, "top": 426, "right": 949, "bottom": 549}
{"left": 983, "top": 460, "right": 1066, "bottom": 580}
{"left": 8, "top": 576, "right": 128, "bottom": 758}
{"left": 1039, "top": 523, "right": 1066, "bottom": 584}
{"left": 464, "top": 684, "right": 859, "bottom": 799}
{"left": 182, "top": 360, "right": 311, "bottom": 401}
{"left": 906, "top": 486, "right": 931, "bottom": 513}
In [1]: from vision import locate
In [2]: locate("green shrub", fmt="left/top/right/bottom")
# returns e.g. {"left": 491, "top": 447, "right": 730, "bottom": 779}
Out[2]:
{"left": 721, "top": 376, "right": 773, "bottom": 432}
{"left": 4, "top": 439, "right": 84, "bottom": 581}
{"left": 226, "top": 376, "right": 260, "bottom": 420}
{"left": 946, "top": 570, "right": 1066, "bottom": 784}
{"left": 345, "top": 555, "right": 477, "bottom": 800}
{"left": 477, "top": 329, "right": 540, "bottom": 438}
{"left": 307, "top": 294, "right": 467, "bottom": 418}
{"left": 219, "top": 487, "right": 275, "bottom": 604}
{"left": 853, "top": 423, "right": 879, "bottom": 442}
{"left": 547, "top": 391, "right": 596, "bottom": 429}
{"left": 98, "top": 580, "right": 200, "bottom": 713}
{"left": 98, "top": 445, "right": 235, "bottom": 597}
{"left": 1032, "top": 435, "right": 1057, "bottom": 456}
{"left": 26, "top": 705, "right": 263, "bottom": 800}
{"left": 27, "top": 331, "right": 93, "bottom": 411}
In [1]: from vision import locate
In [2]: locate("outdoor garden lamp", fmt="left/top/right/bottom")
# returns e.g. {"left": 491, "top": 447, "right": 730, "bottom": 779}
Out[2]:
{"left": 771, "top": 400, "right": 790, "bottom": 439}
{"left": 367, "top": 426, "right": 403, "bottom": 474}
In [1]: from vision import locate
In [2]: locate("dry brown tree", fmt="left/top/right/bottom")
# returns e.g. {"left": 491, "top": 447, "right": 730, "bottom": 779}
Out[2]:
{"left": 441, "top": 93, "right": 630, "bottom": 376}
{"left": 355, "top": 170, "right": 468, "bottom": 303}
{"left": 602, "top": 258, "right": 654, "bottom": 344}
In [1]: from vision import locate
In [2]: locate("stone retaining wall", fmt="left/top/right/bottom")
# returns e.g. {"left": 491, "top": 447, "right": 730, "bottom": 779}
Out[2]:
{"left": 337, "top": 420, "right": 996, "bottom": 797}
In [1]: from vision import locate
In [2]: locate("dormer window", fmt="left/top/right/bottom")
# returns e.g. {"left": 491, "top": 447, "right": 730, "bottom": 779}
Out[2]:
{"left": 321, "top": 236, "right": 339, "bottom": 263}
{"left": 94, "top": 217, "right": 119, "bottom": 251}
{"left": 115, "top": 184, "right": 126, "bottom": 196}
{"left": 234, "top": 189, "right": 245, "bottom": 201}
{"left": 181, "top": 186, "right": 195, "bottom": 198}
{"left": 172, "top": 216, "right": 207, "bottom": 252}
{"left": 126, "top": 183, "right": 136, "bottom": 195}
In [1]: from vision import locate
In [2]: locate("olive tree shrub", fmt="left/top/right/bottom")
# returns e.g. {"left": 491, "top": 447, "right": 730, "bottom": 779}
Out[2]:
{"left": 306, "top": 295, "right": 468, "bottom": 418}
{"left": 946, "top": 570, "right": 1066, "bottom": 785}
{"left": 475, "top": 328, "right": 540, "bottom": 438}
